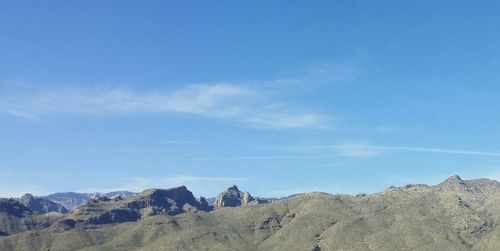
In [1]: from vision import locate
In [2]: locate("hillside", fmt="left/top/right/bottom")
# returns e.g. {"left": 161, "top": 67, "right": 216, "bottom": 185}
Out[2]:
{"left": 2, "top": 175, "right": 500, "bottom": 250}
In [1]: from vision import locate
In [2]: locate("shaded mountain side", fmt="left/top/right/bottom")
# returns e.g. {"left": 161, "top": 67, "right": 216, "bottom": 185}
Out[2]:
{"left": 0, "top": 199, "right": 60, "bottom": 236}
{"left": 2, "top": 175, "right": 500, "bottom": 250}
{"left": 18, "top": 194, "right": 68, "bottom": 214}
{"left": 67, "top": 186, "right": 211, "bottom": 225}
{"left": 0, "top": 199, "right": 31, "bottom": 218}
{"left": 44, "top": 191, "right": 136, "bottom": 210}
{"left": 0, "top": 186, "right": 210, "bottom": 236}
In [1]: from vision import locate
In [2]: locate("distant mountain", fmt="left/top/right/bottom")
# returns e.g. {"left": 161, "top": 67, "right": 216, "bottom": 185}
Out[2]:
{"left": 43, "top": 191, "right": 136, "bottom": 210}
{"left": 0, "top": 186, "right": 212, "bottom": 235}
{"left": 18, "top": 193, "right": 68, "bottom": 214}
{"left": 3, "top": 176, "right": 500, "bottom": 250}
{"left": 69, "top": 186, "right": 211, "bottom": 225}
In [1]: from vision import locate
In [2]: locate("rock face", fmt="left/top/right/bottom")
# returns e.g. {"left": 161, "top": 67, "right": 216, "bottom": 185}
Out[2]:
{"left": 0, "top": 199, "right": 35, "bottom": 236}
{"left": 18, "top": 193, "right": 68, "bottom": 214}
{"left": 126, "top": 186, "right": 211, "bottom": 215}
{"left": 70, "top": 186, "right": 212, "bottom": 225}
{"left": 198, "top": 196, "right": 211, "bottom": 211}
{"left": 0, "top": 198, "right": 32, "bottom": 217}
{"left": 214, "top": 185, "right": 266, "bottom": 209}
{"left": 437, "top": 175, "right": 476, "bottom": 192}
{"left": 84, "top": 208, "right": 140, "bottom": 224}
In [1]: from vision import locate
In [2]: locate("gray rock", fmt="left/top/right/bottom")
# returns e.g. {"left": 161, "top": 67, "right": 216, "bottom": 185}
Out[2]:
{"left": 85, "top": 208, "right": 140, "bottom": 224}
{"left": 214, "top": 185, "right": 267, "bottom": 209}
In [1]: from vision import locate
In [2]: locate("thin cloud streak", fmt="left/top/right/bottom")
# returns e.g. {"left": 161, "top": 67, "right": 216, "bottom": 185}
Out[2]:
{"left": 8, "top": 144, "right": 500, "bottom": 159}
{"left": 0, "top": 84, "right": 328, "bottom": 129}
{"left": 333, "top": 144, "right": 500, "bottom": 158}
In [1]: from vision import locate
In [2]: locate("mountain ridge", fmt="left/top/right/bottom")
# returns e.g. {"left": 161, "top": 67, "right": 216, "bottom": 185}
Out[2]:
{"left": 2, "top": 175, "right": 500, "bottom": 250}
{"left": 43, "top": 191, "right": 137, "bottom": 210}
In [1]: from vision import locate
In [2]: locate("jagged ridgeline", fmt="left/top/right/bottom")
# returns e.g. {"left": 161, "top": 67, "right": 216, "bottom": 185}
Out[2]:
{"left": 2, "top": 176, "right": 500, "bottom": 250}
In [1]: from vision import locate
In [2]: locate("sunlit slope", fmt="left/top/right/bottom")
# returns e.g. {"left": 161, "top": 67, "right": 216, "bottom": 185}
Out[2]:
{"left": 2, "top": 176, "right": 500, "bottom": 250}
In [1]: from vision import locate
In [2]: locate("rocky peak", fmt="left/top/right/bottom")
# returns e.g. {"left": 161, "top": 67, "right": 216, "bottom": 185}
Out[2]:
{"left": 70, "top": 186, "right": 211, "bottom": 225}
{"left": 436, "top": 175, "right": 477, "bottom": 193}
{"left": 443, "top": 175, "right": 465, "bottom": 184}
{"left": 228, "top": 185, "right": 240, "bottom": 192}
{"left": 139, "top": 186, "right": 197, "bottom": 207}
{"left": 124, "top": 186, "right": 211, "bottom": 216}
{"left": 214, "top": 185, "right": 266, "bottom": 209}
{"left": 20, "top": 193, "right": 35, "bottom": 201}
{"left": 198, "top": 196, "right": 212, "bottom": 211}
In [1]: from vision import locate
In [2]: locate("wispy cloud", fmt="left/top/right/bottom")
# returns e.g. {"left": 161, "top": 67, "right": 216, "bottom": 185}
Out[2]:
{"left": 332, "top": 143, "right": 500, "bottom": 158}
{"left": 332, "top": 143, "right": 389, "bottom": 158}
{"left": 0, "top": 83, "right": 327, "bottom": 129}
{"left": 161, "top": 140, "right": 200, "bottom": 145}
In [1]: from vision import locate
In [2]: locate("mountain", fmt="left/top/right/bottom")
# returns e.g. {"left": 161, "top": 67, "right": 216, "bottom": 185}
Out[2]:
{"left": 214, "top": 185, "right": 268, "bottom": 208}
{"left": 43, "top": 191, "right": 136, "bottom": 210}
{"left": 0, "top": 198, "right": 47, "bottom": 236}
{"left": 68, "top": 186, "right": 211, "bottom": 225}
{"left": 2, "top": 176, "right": 500, "bottom": 250}
{"left": 17, "top": 193, "right": 68, "bottom": 214}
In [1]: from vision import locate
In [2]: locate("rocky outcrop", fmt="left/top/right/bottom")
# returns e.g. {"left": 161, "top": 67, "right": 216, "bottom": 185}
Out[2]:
{"left": 18, "top": 193, "right": 68, "bottom": 214}
{"left": 85, "top": 208, "right": 140, "bottom": 224}
{"left": 436, "top": 175, "right": 477, "bottom": 193}
{"left": 214, "top": 185, "right": 267, "bottom": 209}
{"left": 68, "top": 186, "right": 212, "bottom": 225}
{"left": 0, "top": 199, "right": 32, "bottom": 217}
{"left": 198, "top": 197, "right": 212, "bottom": 211}
{"left": 127, "top": 186, "right": 210, "bottom": 215}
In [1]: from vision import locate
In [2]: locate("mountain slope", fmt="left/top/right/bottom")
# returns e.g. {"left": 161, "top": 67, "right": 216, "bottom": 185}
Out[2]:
{"left": 1, "top": 176, "right": 500, "bottom": 250}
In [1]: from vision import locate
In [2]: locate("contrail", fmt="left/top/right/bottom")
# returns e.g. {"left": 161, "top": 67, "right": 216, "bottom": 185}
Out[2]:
{"left": 333, "top": 144, "right": 500, "bottom": 157}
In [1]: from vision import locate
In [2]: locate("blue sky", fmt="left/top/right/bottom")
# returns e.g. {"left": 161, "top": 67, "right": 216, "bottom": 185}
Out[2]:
{"left": 2, "top": 0, "right": 500, "bottom": 198}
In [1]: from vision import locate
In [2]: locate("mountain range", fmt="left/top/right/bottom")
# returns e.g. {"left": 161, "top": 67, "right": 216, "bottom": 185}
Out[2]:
{"left": 1, "top": 176, "right": 500, "bottom": 250}
{"left": 42, "top": 191, "right": 137, "bottom": 210}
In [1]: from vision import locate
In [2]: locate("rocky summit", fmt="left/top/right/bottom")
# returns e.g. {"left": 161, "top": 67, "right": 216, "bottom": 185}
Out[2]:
{"left": 214, "top": 185, "right": 267, "bottom": 208}
{"left": 2, "top": 176, "right": 500, "bottom": 250}
{"left": 69, "top": 186, "right": 212, "bottom": 225}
